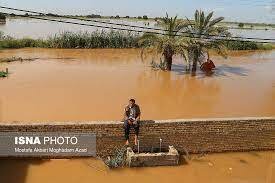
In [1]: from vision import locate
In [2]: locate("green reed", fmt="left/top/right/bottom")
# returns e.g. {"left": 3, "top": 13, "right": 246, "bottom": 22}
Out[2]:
{"left": 46, "top": 31, "right": 140, "bottom": 49}
{"left": 0, "top": 31, "right": 273, "bottom": 50}
{"left": 224, "top": 40, "right": 274, "bottom": 50}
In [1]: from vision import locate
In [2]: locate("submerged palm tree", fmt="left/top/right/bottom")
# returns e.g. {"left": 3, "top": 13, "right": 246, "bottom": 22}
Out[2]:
{"left": 182, "top": 10, "right": 230, "bottom": 73}
{"left": 138, "top": 14, "right": 187, "bottom": 71}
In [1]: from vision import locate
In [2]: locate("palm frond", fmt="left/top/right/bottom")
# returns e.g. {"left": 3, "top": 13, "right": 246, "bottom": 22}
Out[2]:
{"left": 138, "top": 33, "right": 159, "bottom": 46}
{"left": 204, "top": 11, "right": 213, "bottom": 28}
{"left": 208, "top": 17, "right": 224, "bottom": 27}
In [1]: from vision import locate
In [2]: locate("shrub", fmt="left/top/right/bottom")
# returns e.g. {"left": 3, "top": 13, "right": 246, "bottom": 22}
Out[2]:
{"left": 224, "top": 40, "right": 274, "bottom": 50}
{"left": 87, "top": 14, "right": 101, "bottom": 18}
{"left": 0, "top": 71, "right": 8, "bottom": 77}
{"left": 238, "top": 23, "right": 244, "bottom": 28}
{"left": 104, "top": 148, "right": 127, "bottom": 169}
{"left": 143, "top": 15, "right": 148, "bottom": 20}
{"left": 0, "top": 13, "right": 6, "bottom": 20}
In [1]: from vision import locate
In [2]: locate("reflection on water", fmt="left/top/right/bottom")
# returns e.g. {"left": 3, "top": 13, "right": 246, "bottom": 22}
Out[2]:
{"left": 0, "top": 151, "right": 274, "bottom": 183}
{"left": 0, "top": 48, "right": 275, "bottom": 122}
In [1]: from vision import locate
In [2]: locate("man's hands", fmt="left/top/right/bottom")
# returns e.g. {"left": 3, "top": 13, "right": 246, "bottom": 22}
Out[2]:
{"left": 133, "top": 120, "right": 138, "bottom": 125}
{"left": 128, "top": 119, "right": 138, "bottom": 125}
{"left": 133, "top": 115, "right": 140, "bottom": 125}
{"left": 127, "top": 119, "right": 134, "bottom": 125}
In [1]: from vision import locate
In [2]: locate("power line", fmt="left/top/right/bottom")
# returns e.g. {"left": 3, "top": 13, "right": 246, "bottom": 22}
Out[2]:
{"left": 2, "top": 13, "right": 171, "bottom": 36}
{"left": 0, "top": 8, "right": 274, "bottom": 43}
{"left": 1, "top": 5, "right": 275, "bottom": 42}
{"left": 4, "top": 13, "right": 274, "bottom": 44}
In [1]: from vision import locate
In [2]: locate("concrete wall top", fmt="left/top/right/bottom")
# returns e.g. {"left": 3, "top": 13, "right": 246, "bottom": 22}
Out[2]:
{"left": 0, "top": 116, "right": 274, "bottom": 126}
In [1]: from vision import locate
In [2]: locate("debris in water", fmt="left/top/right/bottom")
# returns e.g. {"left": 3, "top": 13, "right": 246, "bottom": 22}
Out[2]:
{"left": 0, "top": 68, "right": 8, "bottom": 77}
{"left": 0, "top": 56, "right": 36, "bottom": 63}
{"left": 104, "top": 147, "right": 127, "bottom": 169}
{"left": 208, "top": 162, "right": 214, "bottom": 167}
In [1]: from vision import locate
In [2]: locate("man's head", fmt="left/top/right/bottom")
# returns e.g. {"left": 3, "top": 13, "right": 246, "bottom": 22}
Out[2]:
{"left": 129, "top": 99, "right": 135, "bottom": 107}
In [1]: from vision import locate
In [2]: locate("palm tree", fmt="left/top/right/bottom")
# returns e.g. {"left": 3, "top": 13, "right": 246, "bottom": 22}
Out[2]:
{"left": 138, "top": 14, "right": 187, "bottom": 71}
{"left": 182, "top": 10, "right": 230, "bottom": 73}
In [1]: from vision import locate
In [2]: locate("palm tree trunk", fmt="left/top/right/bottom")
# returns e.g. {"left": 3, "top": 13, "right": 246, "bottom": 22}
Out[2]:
{"left": 191, "top": 50, "right": 199, "bottom": 73}
{"left": 192, "top": 59, "right": 197, "bottom": 73}
{"left": 164, "top": 46, "right": 173, "bottom": 71}
{"left": 164, "top": 54, "right": 173, "bottom": 71}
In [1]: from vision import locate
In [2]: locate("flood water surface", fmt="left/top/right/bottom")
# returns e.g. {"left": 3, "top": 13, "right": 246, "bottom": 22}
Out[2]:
{"left": 0, "top": 49, "right": 274, "bottom": 183}
{"left": 1, "top": 18, "right": 274, "bottom": 40}
{"left": 0, "top": 151, "right": 274, "bottom": 183}
{"left": 0, "top": 48, "right": 275, "bottom": 122}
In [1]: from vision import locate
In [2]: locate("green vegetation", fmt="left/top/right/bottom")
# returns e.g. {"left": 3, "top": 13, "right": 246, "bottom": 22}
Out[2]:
{"left": 0, "top": 13, "right": 6, "bottom": 20}
{"left": 86, "top": 14, "right": 101, "bottom": 18}
{"left": 0, "top": 10, "right": 274, "bottom": 75}
{"left": 46, "top": 31, "right": 140, "bottom": 48}
{"left": 0, "top": 32, "right": 273, "bottom": 53}
{"left": 143, "top": 15, "right": 148, "bottom": 20}
{"left": 0, "top": 29, "right": 273, "bottom": 52}
{"left": 0, "top": 68, "right": 8, "bottom": 77}
{"left": 1, "top": 11, "right": 274, "bottom": 74}
{"left": 104, "top": 148, "right": 127, "bottom": 169}
{"left": 0, "top": 71, "right": 8, "bottom": 77}
{"left": 139, "top": 10, "right": 274, "bottom": 73}
{"left": 138, "top": 14, "right": 187, "bottom": 70}
{"left": 230, "top": 21, "right": 275, "bottom": 28}
{"left": 225, "top": 41, "right": 274, "bottom": 50}
{"left": 139, "top": 10, "right": 230, "bottom": 73}
{"left": 0, "top": 37, "right": 46, "bottom": 49}
{"left": 182, "top": 10, "right": 230, "bottom": 73}
{"left": 238, "top": 23, "right": 244, "bottom": 28}
{"left": 0, "top": 31, "right": 140, "bottom": 49}
{"left": 45, "top": 13, "right": 59, "bottom": 17}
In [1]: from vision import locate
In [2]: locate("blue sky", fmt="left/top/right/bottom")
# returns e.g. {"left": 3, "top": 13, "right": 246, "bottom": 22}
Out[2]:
{"left": 0, "top": 0, "right": 274, "bottom": 23}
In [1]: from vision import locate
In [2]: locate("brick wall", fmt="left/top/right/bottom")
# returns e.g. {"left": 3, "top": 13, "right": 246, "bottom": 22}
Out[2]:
{"left": 0, "top": 117, "right": 274, "bottom": 157}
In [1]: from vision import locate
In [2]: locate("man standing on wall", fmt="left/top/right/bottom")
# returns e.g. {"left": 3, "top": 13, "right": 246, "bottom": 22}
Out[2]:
{"left": 123, "top": 99, "right": 141, "bottom": 146}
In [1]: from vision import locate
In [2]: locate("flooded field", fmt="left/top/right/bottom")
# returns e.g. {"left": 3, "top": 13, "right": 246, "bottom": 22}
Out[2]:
{"left": 0, "top": 151, "right": 274, "bottom": 183}
{"left": 0, "top": 18, "right": 154, "bottom": 38}
{"left": 0, "top": 21, "right": 274, "bottom": 183}
{"left": 0, "top": 18, "right": 274, "bottom": 40}
{"left": 1, "top": 3, "right": 275, "bottom": 183}
{"left": 0, "top": 48, "right": 275, "bottom": 122}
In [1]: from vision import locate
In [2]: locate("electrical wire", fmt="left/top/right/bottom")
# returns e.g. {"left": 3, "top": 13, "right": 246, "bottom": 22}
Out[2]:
{"left": 1, "top": 5, "right": 275, "bottom": 42}
{"left": 0, "top": 6, "right": 274, "bottom": 43}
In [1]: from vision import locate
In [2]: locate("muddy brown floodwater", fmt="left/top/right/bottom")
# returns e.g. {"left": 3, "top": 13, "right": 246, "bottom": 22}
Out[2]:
{"left": 0, "top": 48, "right": 275, "bottom": 122}
{"left": 0, "top": 48, "right": 274, "bottom": 183}
{"left": 0, "top": 151, "right": 274, "bottom": 183}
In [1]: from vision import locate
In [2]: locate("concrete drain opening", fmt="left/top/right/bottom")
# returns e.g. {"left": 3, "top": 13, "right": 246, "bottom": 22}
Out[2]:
{"left": 126, "top": 146, "right": 179, "bottom": 167}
